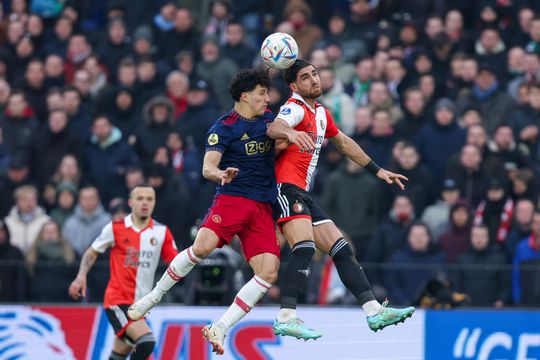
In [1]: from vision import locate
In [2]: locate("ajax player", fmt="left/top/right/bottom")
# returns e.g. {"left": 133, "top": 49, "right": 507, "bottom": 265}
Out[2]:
{"left": 127, "top": 68, "right": 280, "bottom": 355}
{"left": 69, "top": 184, "right": 178, "bottom": 360}
{"left": 268, "top": 59, "right": 415, "bottom": 339}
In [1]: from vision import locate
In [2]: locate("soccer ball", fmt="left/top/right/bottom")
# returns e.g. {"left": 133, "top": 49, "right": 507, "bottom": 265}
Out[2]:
{"left": 260, "top": 32, "right": 298, "bottom": 70}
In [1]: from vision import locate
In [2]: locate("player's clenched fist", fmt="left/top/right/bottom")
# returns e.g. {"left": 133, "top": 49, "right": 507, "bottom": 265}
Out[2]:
{"left": 69, "top": 277, "right": 86, "bottom": 300}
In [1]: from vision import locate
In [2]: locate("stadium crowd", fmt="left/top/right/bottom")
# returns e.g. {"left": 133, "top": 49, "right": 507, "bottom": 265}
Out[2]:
{"left": 0, "top": 0, "right": 539, "bottom": 308}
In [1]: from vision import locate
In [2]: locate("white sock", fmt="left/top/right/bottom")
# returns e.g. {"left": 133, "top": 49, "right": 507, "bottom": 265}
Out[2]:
{"left": 214, "top": 275, "right": 271, "bottom": 333}
{"left": 277, "top": 308, "right": 297, "bottom": 323}
{"left": 362, "top": 300, "right": 382, "bottom": 317}
{"left": 152, "top": 246, "right": 202, "bottom": 298}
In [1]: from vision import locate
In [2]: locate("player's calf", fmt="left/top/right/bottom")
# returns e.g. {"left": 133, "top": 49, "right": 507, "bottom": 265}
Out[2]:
{"left": 130, "top": 333, "right": 155, "bottom": 360}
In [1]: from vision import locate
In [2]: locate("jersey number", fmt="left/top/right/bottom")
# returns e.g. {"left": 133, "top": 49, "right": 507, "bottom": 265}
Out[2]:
{"left": 245, "top": 140, "right": 271, "bottom": 155}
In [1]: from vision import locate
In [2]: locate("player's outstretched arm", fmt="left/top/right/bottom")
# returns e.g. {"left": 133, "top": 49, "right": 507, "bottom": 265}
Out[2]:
{"left": 203, "top": 150, "right": 239, "bottom": 185}
{"left": 267, "top": 118, "right": 315, "bottom": 151}
{"left": 329, "top": 131, "right": 408, "bottom": 190}
{"left": 69, "top": 248, "right": 99, "bottom": 300}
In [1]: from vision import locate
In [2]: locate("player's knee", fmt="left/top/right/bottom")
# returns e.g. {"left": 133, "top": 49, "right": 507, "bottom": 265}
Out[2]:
{"left": 292, "top": 240, "right": 316, "bottom": 260}
{"left": 131, "top": 333, "right": 155, "bottom": 360}
{"left": 191, "top": 242, "right": 213, "bottom": 258}
{"left": 256, "top": 268, "right": 278, "bottom": 284}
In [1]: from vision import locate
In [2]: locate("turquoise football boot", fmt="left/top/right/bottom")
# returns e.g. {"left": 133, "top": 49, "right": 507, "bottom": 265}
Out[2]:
{"left": 367, "top": 299, "right": 415, "bottom": 332}
{"left": 273, "top": 317, "right": 323, "bottom": 340}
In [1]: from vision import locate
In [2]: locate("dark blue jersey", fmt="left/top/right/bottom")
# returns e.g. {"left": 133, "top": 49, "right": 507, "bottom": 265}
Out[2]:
{"left": 205, "top": 109, "right": 277, "bottom": 203}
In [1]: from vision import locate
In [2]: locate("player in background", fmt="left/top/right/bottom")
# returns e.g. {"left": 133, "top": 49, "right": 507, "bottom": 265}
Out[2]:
{"left": 127, "top": 68, "right": 280, "bottom": 355}
{"left": 267, "top": 60, "right": 415, "bottom": 340}
{"left": 69, "top": 184, "right": 178, "bottom": 360}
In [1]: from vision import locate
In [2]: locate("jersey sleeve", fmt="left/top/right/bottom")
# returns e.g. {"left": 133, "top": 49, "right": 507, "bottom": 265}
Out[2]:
{"left": 324, "top": 108, "right": 340, "bottom": 138}
{"left": 160, "top": 227, "right": 179, "bottom": 263}
{"left": 276, "top": 103, "right": 304, "bottom": 127}
{"left": 205, "top": 122, "right": 232, "bottom": 153}
{"left": 91, "top": 222, "right": 114, "bottom": 253}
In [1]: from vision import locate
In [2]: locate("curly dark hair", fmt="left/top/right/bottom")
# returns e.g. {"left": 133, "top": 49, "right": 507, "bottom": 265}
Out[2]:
{"left": 283, "top": 59, "right": 313, "bottom": 84}
{"left": 229, "top": 68, "right": 271, "bottom": 102}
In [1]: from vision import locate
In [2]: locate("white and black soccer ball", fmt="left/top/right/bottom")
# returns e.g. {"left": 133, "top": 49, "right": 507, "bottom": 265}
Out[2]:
{"left": 260, "top": 32, "right": 299, "bottom": 70}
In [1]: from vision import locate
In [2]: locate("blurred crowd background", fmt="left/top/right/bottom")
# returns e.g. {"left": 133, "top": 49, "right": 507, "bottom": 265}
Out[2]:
{"left": 1, "top": 0, "right": 540, "bottom": 309}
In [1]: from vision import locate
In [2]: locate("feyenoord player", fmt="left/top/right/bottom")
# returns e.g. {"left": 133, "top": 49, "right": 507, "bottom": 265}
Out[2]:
{"left": 127, "top": 68, "right": 280, "bottom": 355}
{"left": 69, "top": 184, "right": 178, "bottom": 360}
{"left": 268, "top": 60, "right": 415, "bottom": 339}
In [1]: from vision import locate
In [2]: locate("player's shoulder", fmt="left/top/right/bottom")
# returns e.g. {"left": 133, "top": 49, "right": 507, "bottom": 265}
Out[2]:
{"left": 216, "top": 110, "right": 241, "bottom": 127}
{"left": 277, "top": 99, "right": 304, "bottom": 117}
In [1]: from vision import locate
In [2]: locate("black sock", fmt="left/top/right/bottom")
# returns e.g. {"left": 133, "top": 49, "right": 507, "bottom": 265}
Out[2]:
{"left": 281, "top": 240, "right": 316, "bottom": 309}
{"left": 109, "top": 351, "right": 128, "bottom": 360}
{"left": 330, "top": 238, "right": 375, "bottom": 305}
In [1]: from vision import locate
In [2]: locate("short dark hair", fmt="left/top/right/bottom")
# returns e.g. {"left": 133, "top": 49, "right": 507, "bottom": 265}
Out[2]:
{"left": 284, "top": 59, "right": 313, "bottom": 84}
{"left": 129, "top": 183, "right": 154, "bottom": 197}
{"left": 229, "top": 68, "right": 271, "bottom": 102}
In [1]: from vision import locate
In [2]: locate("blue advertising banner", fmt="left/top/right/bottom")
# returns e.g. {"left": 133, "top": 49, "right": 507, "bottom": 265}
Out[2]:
{"left": 425, "top": 310, "right": 540, "bottom": 360}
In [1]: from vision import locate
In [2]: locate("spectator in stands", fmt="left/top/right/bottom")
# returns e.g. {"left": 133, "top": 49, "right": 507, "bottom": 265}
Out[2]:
{"left": 95, "top": 18, "right": 131, "bottom": 80}
{"left": 390, "top": 142, "right": 433, "bottom": 215}
{"left": 507, "top": 51, "right": 539, "bottom": 101}
{"left": 165, "top": 131, "right": 201, "bottom": 191}
{"left": 83, "top": 114, "right": 139, "bottom": 204}
{"left": 422, "top": 178, "right": 461, "bottom": 240}
{"left": 453, "top": 224, "right": 510, "bottom": 307}
{"left": 222, "top": 21, "right": 256, "bottom": 69}
{"left": 363, "top": 108, "right": 398, "bottom": 168}
{"left": 62, "top": 185, "right": 110, "bottom": 258}
{"left": 4, "top": 184, "right": 49, "bottom": 255}
{"left": 318, "top": 67, "right": 356, "bottom": 135}
{"left": 30, "top": 109, "right": 81, "bottom": 186}
{"left": 0, "top": 219, "right": 27, "bottom": 301}
{"left": 49, "top": 181, "right": 78, "bottom": 229}
{"left": 51, "top": 154, "right": 81, "bottom": 189}
{"left": 134, "top": 95, "right": 175, "bottom": 165}
{"left": 150, "top": 1, "right": 176, "bottom": 37}
{"left": 506, "top": 198, "right": 534, "bottom": 260}
{"left": 346, "top": 56, "right": 374, "bottom": 107}
{"left": 321, "top": 157, "right": 382, "bottom": 262}
{"left": 175, "top": 79, "right": 219, "bottom": 151}
{"left": 438, "top": 200, "right": 472, "bottom": 262}
{"left": 367, "top": 81, "right": 403, "bottom": 124}
{"left": 509, "top": 80, "right": 540, "bottom": 160}
{"left": 352, "top": 106, "right": 372, "bottom": 142}
{"left": 26, "top": 220, "right": 76, "bottom": 302}
{"left": 0, "top": 90, "right": 39, "bottom": 158}
{"left": 107, "top": 87, "right": 139, "bottom": 138}
{"left": 417, "top": 98, "right": 466, "bottom": 183}
{"left": 135, "top": 57, "right": 162, "bottom": 111}
{"left": 63, "top": 86, "right": 92, "bottom": 142}
{"left": 0, "top": 155, "right": 34, "bottom": 218}
{"left": 196, "top": 35, "right": 238, "bottom": 111}
{"left": 457, "top": 63, "right": 514, "bottom": 135}
{"left": 384, "top": 222, "right": 446, "bottom": 305}
{"left": 160, "top": 7, "right": 199, "bottom": 67}
{"left": 512, "top": 209, "right": 540, "bottom": 305}
{"left": 64, "top": 34, "right": 92, "bottom": 83}
{"left": 43, "top": 16, "right": 73, "bottom": 57}
{"left": 44, "top": 54, "right": 65, "bottom": 89}
{"left": 282, "top": 0, "right": 323, "bottom": 57}
{"left": 165, "top": 71, "right": 189, "bottom": 119}
{"left": 19, "top": 58, "right": 47, "bottom": 121}
{"left": 395, "top": 87, "right": 429, "bottom": 142}
{"left": 367, "top": 194, "right": 415, "bottom": 295}
{"left": 203, "top": 0, "right": 232, "bottom": 46}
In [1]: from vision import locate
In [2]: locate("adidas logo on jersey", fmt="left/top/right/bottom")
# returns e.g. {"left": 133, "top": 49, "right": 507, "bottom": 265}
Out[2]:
{"left": 241, "top": 133, "right": 250, "bottom": 141}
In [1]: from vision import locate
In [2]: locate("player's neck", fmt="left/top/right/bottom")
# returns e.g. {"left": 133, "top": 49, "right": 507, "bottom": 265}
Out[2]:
{"left": 234, "top": 103, "right": 258, "bottom": 119}
{"left": 295, "top": 92, "right": 316, "bottom": 108}
{"left": 131, "top": 215, "right": 151, "bottom": 230}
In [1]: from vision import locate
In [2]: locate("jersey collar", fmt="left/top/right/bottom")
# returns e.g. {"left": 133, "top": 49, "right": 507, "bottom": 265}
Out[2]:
{"left": 292, "top": 92, "right": 318, "bottom": 113}
{"left": 124, "top": 214, "right": 154, "bottom": 232}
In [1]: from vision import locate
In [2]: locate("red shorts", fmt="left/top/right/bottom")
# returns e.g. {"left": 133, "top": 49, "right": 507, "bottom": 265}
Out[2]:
{"left": 200, "top": 194, "right": 280, "bottom": 261}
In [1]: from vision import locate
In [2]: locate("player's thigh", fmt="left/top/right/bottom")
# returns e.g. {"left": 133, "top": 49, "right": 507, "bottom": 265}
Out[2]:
{"left": 249, "top": 252, "right": 280, "bottom": 284}
{"left": 112, "top": 336, "right": 133, "bottom": 355}
{"left": 124, "top": 319, "right": 153, "bottom": 342}
{"left": 313, "top": 221, "right": 343, "bottom": 254}
{"left": 281, "top": 218, "right": 314, "bottom": 245}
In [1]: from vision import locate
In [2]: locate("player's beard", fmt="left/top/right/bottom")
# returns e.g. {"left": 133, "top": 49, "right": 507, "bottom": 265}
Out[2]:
{"left": 300, "top": 86, "right": 322, "bottom": 100}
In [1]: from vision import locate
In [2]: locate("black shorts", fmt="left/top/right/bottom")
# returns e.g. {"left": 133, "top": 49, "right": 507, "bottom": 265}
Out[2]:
{"left": 105, "top": 304, "right": 136, "bottom": 344}
{"left": 274, "top": 183, "right": 331, "bottom": 225}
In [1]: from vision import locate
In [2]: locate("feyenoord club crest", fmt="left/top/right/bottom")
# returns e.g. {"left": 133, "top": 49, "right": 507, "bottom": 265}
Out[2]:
{"left": 150, "top": 237, "right": 158, "bottom": 246}
{"left": 212, "top": 215, "right": 222, "bottom": 223}
{"left": 292, "top": 202, "right": 304, "bottom": 214}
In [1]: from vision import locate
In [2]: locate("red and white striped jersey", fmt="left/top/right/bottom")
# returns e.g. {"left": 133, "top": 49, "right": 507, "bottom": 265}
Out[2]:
{"left": 91, "top": 214, "right": 178, "bottom": 308}
{"left": 275, "top": 92, "right": 339, "bottom": 190}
